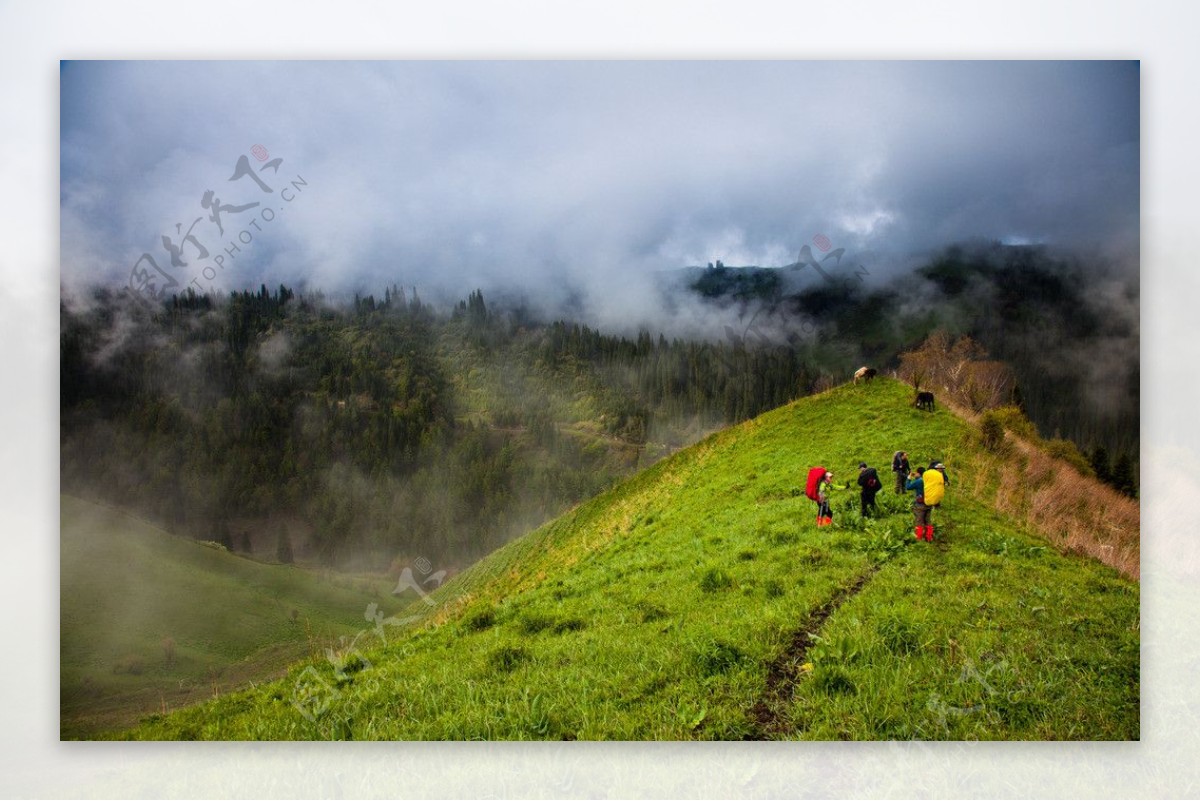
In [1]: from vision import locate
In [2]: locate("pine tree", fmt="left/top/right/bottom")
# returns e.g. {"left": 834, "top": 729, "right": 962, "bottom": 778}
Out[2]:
{"left": 1088, "top": 445, "right": 1112, "bottom": 484}
{"left": 1111, "top": 452, "right": 1137, "bottom": 498}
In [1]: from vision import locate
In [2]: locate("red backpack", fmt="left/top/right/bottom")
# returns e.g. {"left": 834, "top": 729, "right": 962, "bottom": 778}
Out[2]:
{"left": 805, "top": 466, "right": 827, "bottom": 501}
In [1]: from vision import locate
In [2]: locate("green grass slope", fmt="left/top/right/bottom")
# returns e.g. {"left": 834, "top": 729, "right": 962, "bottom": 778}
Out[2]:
{"left": 61, "top": 496, "right": 389, "bottom": 739}
{"left": 120, "top": 379, "right": 1138, "bottom": 740}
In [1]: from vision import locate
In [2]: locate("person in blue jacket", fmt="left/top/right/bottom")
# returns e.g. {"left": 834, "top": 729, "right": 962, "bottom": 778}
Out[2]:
{"left": 906, "top": 466, "right": 933, "bottom": 542}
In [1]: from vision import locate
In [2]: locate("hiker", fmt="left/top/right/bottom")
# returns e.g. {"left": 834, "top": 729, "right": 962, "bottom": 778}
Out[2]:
{"left": 805, "top": 467, "right": 836, "bottom": 527}
{"left": 905, "top": 466, "right": 932, "bottom": 541}
{"left": 919, "top": 463, "right": 948, "bottom": 540}
{"left": 928, "top": 460, "right": 949, "bottom": 485}
{"left": 857, "top": 461, "right": 881, "bottom": 517}
{"left": 892, "top": 450, "right": 910, "bottom": 494}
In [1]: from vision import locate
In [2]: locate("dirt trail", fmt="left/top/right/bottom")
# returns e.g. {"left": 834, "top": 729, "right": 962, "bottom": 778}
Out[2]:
{"left": 747, "top": 565, "right": 879, "bottom": 739}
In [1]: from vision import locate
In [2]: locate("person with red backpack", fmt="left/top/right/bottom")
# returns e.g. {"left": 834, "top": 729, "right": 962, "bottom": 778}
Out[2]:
{"left": 805, "top": 467, "right": 836, "bottom": 527}
{"left": 857, "top": 461, "right": 881, "bottom": 517}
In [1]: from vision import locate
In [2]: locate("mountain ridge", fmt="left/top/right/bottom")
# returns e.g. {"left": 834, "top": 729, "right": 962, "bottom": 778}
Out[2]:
{"left": 118, "top": 377, "right": 1139, "bottom": 740}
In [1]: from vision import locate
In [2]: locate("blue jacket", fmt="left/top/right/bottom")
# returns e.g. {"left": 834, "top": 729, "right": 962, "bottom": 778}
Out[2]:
{"left": 905, "top": 474, "right": 925, "bottom": 502}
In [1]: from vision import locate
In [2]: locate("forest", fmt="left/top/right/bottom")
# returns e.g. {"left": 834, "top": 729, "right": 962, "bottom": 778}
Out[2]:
{"left": 60, "top": 242, "right": 1138, "bottom": 572}
{"left": 60, "top": 283, "right": 810, "bottom": 571}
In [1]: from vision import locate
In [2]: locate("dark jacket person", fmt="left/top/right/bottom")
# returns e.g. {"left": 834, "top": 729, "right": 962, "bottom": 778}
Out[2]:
{"left": 857, "top": 462, "right": 881, "bottom": 517}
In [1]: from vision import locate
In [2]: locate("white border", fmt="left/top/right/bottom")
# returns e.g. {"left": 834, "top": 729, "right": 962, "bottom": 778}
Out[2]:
{"left": 4, "top": 1, "right": 1196, "bottom": 797}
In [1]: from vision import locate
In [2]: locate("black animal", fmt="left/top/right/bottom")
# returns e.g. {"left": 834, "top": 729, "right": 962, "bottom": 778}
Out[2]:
{"left": 914, "top": 391, "right": 935, "bottom": 411}
{"left": 854, "top": 366, "right": 877, "bottom": 384}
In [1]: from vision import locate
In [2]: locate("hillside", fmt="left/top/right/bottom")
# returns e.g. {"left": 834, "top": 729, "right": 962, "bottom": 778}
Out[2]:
{"left": 60, "top": 287, "right": 800, "bottom": 573}
{"left": 119, "top": 379, "right": 1138, "bottom": 740}
{"left": 60, "top": 495, "right": 389, "bottom": 739}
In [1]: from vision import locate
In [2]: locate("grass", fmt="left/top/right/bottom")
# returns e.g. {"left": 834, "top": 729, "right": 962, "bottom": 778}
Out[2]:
{"left": 60, "top": 495, "right": 389, "bottom": 739}
{"left": 113, "top": 378, "right": 1138, "bottom": 740}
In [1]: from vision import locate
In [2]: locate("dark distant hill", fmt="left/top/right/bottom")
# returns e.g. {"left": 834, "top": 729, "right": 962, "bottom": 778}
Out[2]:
{"left": 665, "top": 242, "right": 1138, "bottom": 465}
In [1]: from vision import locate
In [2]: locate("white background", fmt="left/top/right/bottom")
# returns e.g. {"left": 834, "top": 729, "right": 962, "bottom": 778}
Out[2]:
{"left": 2, "top": 1, "right": 1196, "bottom": 797}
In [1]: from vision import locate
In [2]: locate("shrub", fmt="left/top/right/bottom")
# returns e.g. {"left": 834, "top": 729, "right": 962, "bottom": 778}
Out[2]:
{"left": 979, "top": 413, "right": 1006, "bottom": 453}
{"left": 1043, "top": 438, "right": 1095, "bottom": 477}
{"left": 987, "top": 406, "right": 1039, "bottom": 440}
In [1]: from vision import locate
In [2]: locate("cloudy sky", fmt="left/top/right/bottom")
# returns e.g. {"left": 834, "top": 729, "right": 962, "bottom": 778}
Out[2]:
{"left": 60, "top": 60, "right": 1138, "bottom": 316}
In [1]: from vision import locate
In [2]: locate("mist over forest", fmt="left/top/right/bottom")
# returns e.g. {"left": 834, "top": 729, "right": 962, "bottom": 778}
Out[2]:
{"left": 60, "top": 238, "right": 1138, "bottom": 574}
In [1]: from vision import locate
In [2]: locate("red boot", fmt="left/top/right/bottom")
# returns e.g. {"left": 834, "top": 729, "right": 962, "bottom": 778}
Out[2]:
{"left": 914, "top": 526, "right": 924, "bottom": 541}
{"left": 925, "top": 525, "right": 935, "bottom": 541}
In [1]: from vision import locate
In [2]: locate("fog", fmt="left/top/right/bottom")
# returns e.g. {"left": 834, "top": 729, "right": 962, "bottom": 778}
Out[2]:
{"left": 61, "top": 60, "right": 1138, "bottom": 333}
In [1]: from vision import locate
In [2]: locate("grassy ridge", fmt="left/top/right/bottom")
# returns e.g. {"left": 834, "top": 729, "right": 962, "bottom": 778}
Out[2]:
{"left": 60, "top": 496, "right": 389, "bottom": 739}
{"left": 119, "top": 379, "right": 1138, "bottom": 740}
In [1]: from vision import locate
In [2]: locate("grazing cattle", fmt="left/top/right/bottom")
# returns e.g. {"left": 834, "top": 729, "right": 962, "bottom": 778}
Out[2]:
{"left": 854, "top": 366, "right": 877, "bottom": 384}
{"left": 914, "top": 391, "right": 935, "bottom": 411}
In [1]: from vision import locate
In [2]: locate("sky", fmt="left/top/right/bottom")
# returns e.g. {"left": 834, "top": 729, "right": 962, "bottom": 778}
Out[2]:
{"left": 60, "top": 60, "right": 1139, "bottom": 321}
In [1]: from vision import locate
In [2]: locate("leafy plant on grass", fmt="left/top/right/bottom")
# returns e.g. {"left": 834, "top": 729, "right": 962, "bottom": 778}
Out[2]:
{"left": 810, "top": 632, "right": 860, "bottom": 667}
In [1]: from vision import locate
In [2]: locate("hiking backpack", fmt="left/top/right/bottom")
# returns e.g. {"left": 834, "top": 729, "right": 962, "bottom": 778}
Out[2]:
{"left": 924, "top": 468, "right": 945, "bottom": 506}
{"left": 805, "top": 466, "right": 827, "bottom": 501}
{"left": 861, "top": 466, "right": 881, "bottom": 491}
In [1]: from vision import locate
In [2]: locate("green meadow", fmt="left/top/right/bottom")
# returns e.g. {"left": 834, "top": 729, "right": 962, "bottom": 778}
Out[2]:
{"left": 60, "top": 496, "right": 389, "bottom": 739}
{"left": 105, "top": 379, "right": 1136, "bottom": 740}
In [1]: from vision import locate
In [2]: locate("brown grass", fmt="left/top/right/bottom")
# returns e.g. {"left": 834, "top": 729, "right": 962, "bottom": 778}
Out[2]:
{"left": 946, "top": 393, "right": 1139, "bottom": 580}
